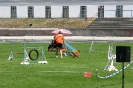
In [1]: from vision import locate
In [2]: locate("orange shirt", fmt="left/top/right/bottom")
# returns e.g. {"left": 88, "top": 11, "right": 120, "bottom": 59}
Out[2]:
{"left": 55, "top": 34, "right": 64, "bottom": 44}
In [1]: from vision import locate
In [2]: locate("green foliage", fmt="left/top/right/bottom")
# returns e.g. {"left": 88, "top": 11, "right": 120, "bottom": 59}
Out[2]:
{"left": 0, "top": 42, "right": 133, "bottom": 88}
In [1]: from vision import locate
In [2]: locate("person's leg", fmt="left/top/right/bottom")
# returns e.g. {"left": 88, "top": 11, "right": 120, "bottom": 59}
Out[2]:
{"left": 55, "top": 44, "right": 63, "bottom": 58}
{"left": 59, "top": 44, "right": 63, "bottom": 58}
{"left": 60, "top": 49, "right": 63, "bottom": 58}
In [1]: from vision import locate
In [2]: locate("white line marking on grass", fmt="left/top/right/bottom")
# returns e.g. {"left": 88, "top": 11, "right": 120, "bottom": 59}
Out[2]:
{"left": 0, "top": 70, "right": 83, "bottom": 73}
{"left": 38, "top": 71, "right": 82, "bottom": 73}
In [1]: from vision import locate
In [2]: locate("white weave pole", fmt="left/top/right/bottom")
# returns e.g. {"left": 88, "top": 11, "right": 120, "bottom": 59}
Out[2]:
{"left": 108, "top": 59, "right": 118, "bottom": 71}
{"left": 20, "top": 40, "right": 30, "bottom": 65}
{"left": 8, "top": 42, "right": 14, "bottom": 60}
{"left": 8, "top": 51, "right": 14, "bottom": 60}
{"left": 89, "top": 38, "right": 94, "bottom": 52}
{"left": 104, "top": 43, "right": 112, "bottom": 70}
{"left": 104, "top": 42, "right": 118, "bottom": 71}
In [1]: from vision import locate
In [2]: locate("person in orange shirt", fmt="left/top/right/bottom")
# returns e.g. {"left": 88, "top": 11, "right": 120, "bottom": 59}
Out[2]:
{"left": 55, "top": 31, "right": 65, "bottom": 58}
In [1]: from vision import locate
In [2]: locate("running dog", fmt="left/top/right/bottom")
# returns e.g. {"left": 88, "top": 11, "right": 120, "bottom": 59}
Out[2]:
{"left": 70, "top": 50, "right": 80, "bottom": 58}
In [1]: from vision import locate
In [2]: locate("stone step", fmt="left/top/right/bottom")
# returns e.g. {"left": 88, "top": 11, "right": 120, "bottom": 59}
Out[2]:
{"left": 92, "top": 23, "right": 133, "bottom": 26}
{"left": 88, "top": 25, "right": 133, "bottom": 28}
{"left": 91, "top": 23, "right": 133, "bottom": 26}
{"left": 93, "top": 21, "right": 133, "bottom": 24}
{"left": 85, "top": 27, "right": 133, "bottom": 30}
{"left": 96, "top": 18, "right": 133, "bottom": 21}
{"left": 87, "top": 18, "right": 133, "bottom": 29}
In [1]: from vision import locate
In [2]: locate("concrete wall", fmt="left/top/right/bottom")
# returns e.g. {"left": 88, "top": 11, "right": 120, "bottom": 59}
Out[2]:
{"left": 123, "top": 5, "right": 133, "bottom": 17}
{"left": 87, "top": 5, "right": 98, "bottom": 18}
{"left": 0, "top": 28, "right": 132, "bottom": 37}
{"left": 17, "top": 6, "right": 28, "bottom": 18}
{"left": 34, "top": 6, "right": 45, "bottom": 18}
{"left": 69, "top": 5, "right": 80, "bottom": 18}
{"left": 104, "top": 5, "right": 116, "bottom": 17}
{"left": 0, "top": 6, "right": 10, "bottom": 18}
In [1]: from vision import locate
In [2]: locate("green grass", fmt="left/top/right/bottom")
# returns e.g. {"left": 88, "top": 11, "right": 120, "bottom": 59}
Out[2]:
{"left": 0, "top": 41, "right": 133, "bottom": 88}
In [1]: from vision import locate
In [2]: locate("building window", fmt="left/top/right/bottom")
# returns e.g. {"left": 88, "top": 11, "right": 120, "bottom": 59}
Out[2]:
{"left": 116, "top": 5, "right": 123, "bottom": 17}
{"left": 98, "top": 6, "right": 104, "bottom": 18}
{"left": 80, "top": 6, "right": 87, "bottom": 18}
{"left": 63, "top": 6, "right": 69, "bottom": 18}
{"left": 45, "top": 6, "right": 51, "bottom": 18}
{"left": 28, "top": 6, "right": 34, "bottom": 18}
{"left": 11, "top": 6, "right": 17, "bottom": 18}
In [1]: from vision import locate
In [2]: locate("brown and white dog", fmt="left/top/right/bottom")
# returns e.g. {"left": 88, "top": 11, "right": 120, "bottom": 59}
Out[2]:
{"left": 70, "top": 50, "right": 80, "bottom": 58}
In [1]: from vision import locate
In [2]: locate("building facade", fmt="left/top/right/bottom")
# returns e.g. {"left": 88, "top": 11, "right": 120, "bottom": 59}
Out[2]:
{"left": 0, "top": 5, "right": 133, "bottom": 18}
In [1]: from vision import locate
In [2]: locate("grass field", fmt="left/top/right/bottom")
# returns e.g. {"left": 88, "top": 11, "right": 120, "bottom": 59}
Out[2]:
{"left": 0, "top": 41, "right": 133, "bottom": 88}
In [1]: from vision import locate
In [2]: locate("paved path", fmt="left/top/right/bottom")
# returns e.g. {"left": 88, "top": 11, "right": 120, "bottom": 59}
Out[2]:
{"left": 0, "top": 36, "right": 133, "bottom": 42}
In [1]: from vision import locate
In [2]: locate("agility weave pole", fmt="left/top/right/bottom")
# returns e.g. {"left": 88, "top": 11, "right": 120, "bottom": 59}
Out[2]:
{"left": 8, "top": 51, "right": 14, "bottom": 60}
{"left": 8, "top": 42, "right": 14, "bottom": 60}
{"left": 89, "top": 38, "right": 94, "bottom": 52}
{"left": 104, "top": 42, "right": 117, "bottom": 71}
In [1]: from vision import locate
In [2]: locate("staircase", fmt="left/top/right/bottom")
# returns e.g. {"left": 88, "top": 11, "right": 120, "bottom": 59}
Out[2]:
{"left": 88, "top": 18, "right": 133, "bottom": 30}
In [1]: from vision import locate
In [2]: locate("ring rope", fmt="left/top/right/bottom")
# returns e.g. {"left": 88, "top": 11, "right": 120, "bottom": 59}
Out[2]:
{"left": 96, "top": 59, "right": 133, "bottom": 79}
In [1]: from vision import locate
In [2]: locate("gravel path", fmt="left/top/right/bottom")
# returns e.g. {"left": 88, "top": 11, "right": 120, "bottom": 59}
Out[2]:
{"left": 0, "top": 36, "right": 133, "bottom": 42}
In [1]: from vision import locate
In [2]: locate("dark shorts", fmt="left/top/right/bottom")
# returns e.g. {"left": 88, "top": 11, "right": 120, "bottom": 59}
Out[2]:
{"left": 56, "top": 43, "right": 63, "bottom": 48}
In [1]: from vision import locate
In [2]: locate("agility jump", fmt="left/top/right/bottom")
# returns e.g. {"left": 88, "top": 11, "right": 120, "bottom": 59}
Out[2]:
{"left": 8, "top": 40, "right": 47, "bottom": 65}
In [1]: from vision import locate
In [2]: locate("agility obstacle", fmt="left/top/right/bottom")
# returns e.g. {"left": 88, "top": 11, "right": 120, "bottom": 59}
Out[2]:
{"left": 64, "top": 42, "right": 80, "bottom": 58}
{"left": 8, "top": 51, "right": 14, "bottom": 60}
{"left": 89, "top": 38, "right": 94, "bottom": 52}
{"left": 97, "top": 59, "right": 133, "bottom": 78}
{"left": 97, "top": 43, "right": 132, "bottom": 79}
{"left": 65, "top": 42, "right": 77, "bottom": 52}
{"left": 104, "top": 42, "right": 118, "bottom": 71}
{"left": 21, "top": 46, "right": 47, "bottom": 65}
{"left": 8, "top": 42, "right": 14, "bottom": 60}
{"left": 8, "top": 40, "right": 47, "bottom": 65}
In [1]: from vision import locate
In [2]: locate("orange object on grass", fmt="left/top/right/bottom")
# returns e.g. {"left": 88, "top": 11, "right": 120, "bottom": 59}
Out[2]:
{"left": 84, "top": 72, "right": 92, "bottom": 78}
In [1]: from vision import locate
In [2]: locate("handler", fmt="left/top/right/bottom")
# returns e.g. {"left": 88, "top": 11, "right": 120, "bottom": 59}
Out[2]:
{"left": 55, "top": 31, "right": 65, "bottom": 58}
